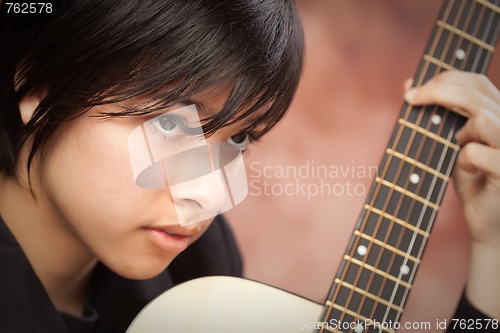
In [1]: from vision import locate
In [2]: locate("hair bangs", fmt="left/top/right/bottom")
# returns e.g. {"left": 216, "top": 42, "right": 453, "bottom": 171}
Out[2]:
{"left": 0, "top": 0, "right": 304, "bottom": 177}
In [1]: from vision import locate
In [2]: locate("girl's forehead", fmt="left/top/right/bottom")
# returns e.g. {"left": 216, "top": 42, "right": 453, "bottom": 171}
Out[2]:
{"left": 126, "top": 84, "right": 233, "bottom": 117}
{"left": 187, "top": 84, "right": 235, "bottom": 115}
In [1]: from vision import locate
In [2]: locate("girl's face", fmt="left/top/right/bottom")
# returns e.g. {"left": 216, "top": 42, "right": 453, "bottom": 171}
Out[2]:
{"left": 33, "top": 89, "right": 251, "bottom": 279}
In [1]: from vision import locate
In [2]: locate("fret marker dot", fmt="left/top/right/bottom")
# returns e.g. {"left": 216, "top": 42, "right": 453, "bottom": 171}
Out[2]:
{"left": 455, "top": 49, "right": 466, "bottom": 60}
{"left": 400, "top": 264, "right": 410, "bottom": 275}
{"left": 431, "top": 114, "right": 442, "bottom": 125}
{"left": 357, "top": 245, "right": 368, "bottom": 256}
{"left": 409, "top": 173, "right": 420, "bottom": 184}
{"left": 354, "top": 324, "right": 364, "bottom": 333}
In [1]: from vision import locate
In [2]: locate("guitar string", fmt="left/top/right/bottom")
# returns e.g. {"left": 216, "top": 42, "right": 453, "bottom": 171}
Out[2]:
{"left": 394, "top": 0, "right": 500, "bottom": 314}
{"left": 356, "top": 0, "right": 500, "bottom": 329}
{"left": 380, "top": 0, "right": 493, "bottom": 329}
{"left": 391, "top": 3, "right": 499, "bottom": 328}
{"left": 356, "top": 83, "right": 455, "bottom": 329}
{"left": 383, "top": 1, "right": 497, "bottom": 330}
{"left": 351, "top": 1, "right": 467, "bottom": 331}
{"left": 392, "top": 0, "right": 500, "bottom": 326}
{"left": 319, "top": 1, "right": 492, "bottom": 331}
{"left": 321, "top": 77, "right": 437, "bottom": 330}
{"left": 318, "top": 2, "right": 459, "bottom": 331}
{"left": 394, "top": 0, "right": 500, "bottom": 316}
{"left": 361, "top": 0, "right": 472, "bottom": 324}
{"left": 468, "top": 1, "right": 491, "bottom": 72}
{"left": 320, "top": 1, "right": 500, "bottom": 330}
{"left": 479, "top": 0, "right": 500, "bottom": 74}
{"left": 368, "top": 109, "right": 453, "bottom": 332}
{"left": 318, "top": 1, "right": 458, "bottom": 330}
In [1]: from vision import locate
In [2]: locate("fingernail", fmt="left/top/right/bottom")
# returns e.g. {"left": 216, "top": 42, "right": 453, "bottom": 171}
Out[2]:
{"left": 404, "top": 88, "right": 417, "bottom": 102}
{"left": 403, "top": 78, "right": 414, "bottom": 90}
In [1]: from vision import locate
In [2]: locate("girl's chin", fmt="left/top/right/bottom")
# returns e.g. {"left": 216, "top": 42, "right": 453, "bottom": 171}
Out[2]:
{"left": 106, "top": 256, "right": 177, "bottom": 280}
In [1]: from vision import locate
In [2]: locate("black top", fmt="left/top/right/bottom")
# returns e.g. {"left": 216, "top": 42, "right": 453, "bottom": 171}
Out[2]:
{"left": 0, "top": 216, "right": 495, "bottom": 333}
{"left": 0, "top": 215, "right": 242, "bottom": 333}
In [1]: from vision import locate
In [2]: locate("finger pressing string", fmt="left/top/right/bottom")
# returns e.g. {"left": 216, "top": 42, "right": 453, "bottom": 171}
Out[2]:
{"left": 403, "top": 78, "right": 414, "bottom": 91}
{"left": 404, "top": 83, "right": 499, "bottom": 118}
{"left": 433, "top": 71, "right": 500, "bottom": 105}
{"left": 455, "top": 109, "right": 500, "bottom": 149}
{"left": 457, "top": 143, "right": 500, "bottom": 178}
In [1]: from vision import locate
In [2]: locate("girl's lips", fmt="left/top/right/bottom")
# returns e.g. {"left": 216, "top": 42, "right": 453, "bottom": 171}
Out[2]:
{"left": 144, "top": 226, "right": 193, "bottom": 253}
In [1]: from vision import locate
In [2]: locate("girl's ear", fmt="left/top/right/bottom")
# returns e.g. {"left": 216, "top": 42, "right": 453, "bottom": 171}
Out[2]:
{"left": 18, "top": 92, "right": 44, "bottom": 125}
{"left": 18, "top": 94, "right": 40, "bottom": 124}
{"left": 15, "top": 70, "right": 46, "bottom": 124}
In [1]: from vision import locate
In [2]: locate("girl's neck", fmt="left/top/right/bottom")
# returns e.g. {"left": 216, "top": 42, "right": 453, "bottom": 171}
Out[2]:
{"left": 0, "top": 173, "right": 98, "bottom": 316}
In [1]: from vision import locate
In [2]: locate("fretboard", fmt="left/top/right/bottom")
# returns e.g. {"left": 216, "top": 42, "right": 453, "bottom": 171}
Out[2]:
{"left": 318, "top": 1, "right": 500, "bottom": 332}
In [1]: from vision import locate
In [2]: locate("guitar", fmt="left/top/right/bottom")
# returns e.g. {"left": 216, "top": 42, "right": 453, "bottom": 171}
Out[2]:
{"left": 126, "top": 1, "right": 500, "bottom": 332}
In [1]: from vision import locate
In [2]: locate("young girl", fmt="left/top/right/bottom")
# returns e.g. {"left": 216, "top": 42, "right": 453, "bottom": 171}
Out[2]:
{"left": 0, "top": 0, "right": 498, "bottom": 332}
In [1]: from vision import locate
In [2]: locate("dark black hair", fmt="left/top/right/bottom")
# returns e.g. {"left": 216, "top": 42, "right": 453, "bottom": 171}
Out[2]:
{"left": 0, "top": 0, "right": 304, "bottom": 177}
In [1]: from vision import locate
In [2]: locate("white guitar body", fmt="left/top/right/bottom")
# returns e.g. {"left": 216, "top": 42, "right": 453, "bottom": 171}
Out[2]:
{"left": 126, "top": 276, "right": 323, "bottom": 333}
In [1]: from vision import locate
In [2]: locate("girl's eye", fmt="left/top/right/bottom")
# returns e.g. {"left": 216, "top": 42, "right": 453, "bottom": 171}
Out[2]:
{"left": 151, "top": 114, "right": 185, "bottom": 138}
{"left": 227, "top": 133, "right": 250, "bottom": 150}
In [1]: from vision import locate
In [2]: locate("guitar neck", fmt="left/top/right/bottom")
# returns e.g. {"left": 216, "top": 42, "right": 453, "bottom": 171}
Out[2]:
{"left": 319, "top": 1, "right": 500, "bottom": 332}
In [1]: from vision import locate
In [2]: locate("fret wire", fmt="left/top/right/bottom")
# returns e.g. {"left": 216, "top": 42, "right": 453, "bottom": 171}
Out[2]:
{"left": 396, "top": 3, "right": 496, "bottom": 326}
{"left": 371, "top": 114, "right": 452, "bottom": 327}
{"left": 384, "top": 0, "right": 494, "bottom": 326}
{"left": 377, "top": 106, "right": 455, "bottom": 327}
{"left": 343, "top": 255, "right": 412, "bottom": 289}
{"left": 462, "top": 0, "right": 481, "bottom": 37}
{"left": 325, "top": 276, "right": 404, "bottom": 322}
{"left": 437, "top": 20, "right": 495, "bottom": 51}
{"left": 333, "top": 127, "right": 423, "bottom": 330}
{"left": 478, "top": 0, "right": 500, "bottom": 45}
{"left": 324, "top": 301, "right": 371, "bottom": 324}
{"left": 430, "top": 0, "right": 470, "bottom": 72}
{"left": 475, "top": 0, "right": 500, "bottom": 72}
{"left": 364, "top": 204, "right": 430, "bottom": 238}
{"left": 337, "top": 70, "right": 445, "bottom": 331}
{"left": 423, "top": 54, "right": 459, "bottom": 71}
{"left": 396, "top": 2, "right": 495, "bottom": 320}
{"left": 388, "top": 126, "right": 455, "bottom": 202}
{"left": 368, "top": 73, "right": 456, "bottom": 327}
{"left": 398, "top": 118, "right": 460, "bottom": 150}
{"left": 365, "top": 113, "right": 430, "bottom": 266}
{"left": 449, "top": 106, "right": 471, "bottom": 118}
{"left": 475, "top": 0, "right": 500, "bottom": 14}
{"left": 320, "top": 1, "right": 499, "bottom": 330}
{"left": 354, "top": 230, "right": 421, "bottom": 264}
{"left": 380, "top": 4, "right": 467, "bottom": 323}
{"left": 326, "top": 112, "right": 424, "bottom": 330}
{"left": 334, "top": 278, "right": 404, "bottom": 312}
{"left": 358, "top": 0, "right": 462, "bottom": 321}
{"left": 386, "top": 148, "right": 449, "bottom": 181}
{"left": 411, "top": 0, "right": 466, "bottom": 90}
{"left": 393, "top": 118, "right": 461, "bottom": 325}
{"left": 390, "top": 1, "right": 464, "bottom": 294}
{"left": 413, "top": 26, "right": 443, "bottom": 85}
{"left": 324, "top": 301, "right": 396, "bottom": 333}
{"left": 448, "top": 0, "right": 492, "bottom": 49}
{"left": 481, "top": 4, "right": 500, "bottom": 73}
{"left": 375, "top": 177, "right": 439, "bottom": 210}
{"left": 423, "top": 0, "right": 495, "bottom": 78}
{"left": 332, "top": 14, "right": 458, "bottom": 318}
{"left": 467, "top": 0, "right": 489, "bottom": 73}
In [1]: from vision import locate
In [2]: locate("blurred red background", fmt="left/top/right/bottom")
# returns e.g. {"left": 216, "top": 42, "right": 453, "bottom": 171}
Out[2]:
{"left": 225, "top": 1, "right": 500, "bottom": 332}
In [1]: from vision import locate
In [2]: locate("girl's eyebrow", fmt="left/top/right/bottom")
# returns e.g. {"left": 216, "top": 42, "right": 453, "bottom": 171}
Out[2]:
{"left": 181, "top": 99, "right": 217, "bottom": 119}
{"left": 181, "top": 98, "right": 262, "bottom": 128}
